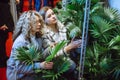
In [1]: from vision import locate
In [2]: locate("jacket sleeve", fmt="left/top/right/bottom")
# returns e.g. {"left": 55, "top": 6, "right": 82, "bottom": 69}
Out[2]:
{"left": 16, "top": 60, "right": 42, "bottom": 74}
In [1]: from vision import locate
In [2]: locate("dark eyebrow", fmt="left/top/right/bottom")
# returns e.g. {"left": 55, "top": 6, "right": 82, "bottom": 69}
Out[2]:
{"left": 47, "top": 14, "right": 51, "bottom": 18}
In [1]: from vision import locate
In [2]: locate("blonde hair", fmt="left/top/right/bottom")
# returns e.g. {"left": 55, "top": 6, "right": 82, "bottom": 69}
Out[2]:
{"left": 13, "top": 10, "right": 44, "bottom": 41}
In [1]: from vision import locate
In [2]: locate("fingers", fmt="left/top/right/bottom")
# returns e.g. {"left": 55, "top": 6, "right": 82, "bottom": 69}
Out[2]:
{"left": 0, "top": 25, "right": 8, "bottom": 31}
{"left": 50, "top": 42, "right": 57, "bottom": 47}
{"left": 44, "top": 62, "right": 54, "bottom": 69}
{"left": 68, "top": 40, "right": 82, "bottom": 49}
{"left": 71, "top": 36, "right": 75, "bottom": 42}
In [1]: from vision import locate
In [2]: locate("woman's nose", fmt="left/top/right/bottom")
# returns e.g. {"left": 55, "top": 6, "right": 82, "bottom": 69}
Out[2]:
{"left": 52, "top": 15, "right": 56, "bottom": 18}
{"left": 38, "top": 22, "right": 41, "bottom": 26}
{"left": 52, "top": 16, "right": 56, "bottom": 20}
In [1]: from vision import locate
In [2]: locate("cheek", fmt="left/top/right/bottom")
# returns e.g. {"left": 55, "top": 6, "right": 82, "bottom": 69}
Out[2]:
{"left": 45, "top": 18, "right": 52, "bottom": 24}
{"left": 31, "top": 28, "right": 35, "bottom": 32}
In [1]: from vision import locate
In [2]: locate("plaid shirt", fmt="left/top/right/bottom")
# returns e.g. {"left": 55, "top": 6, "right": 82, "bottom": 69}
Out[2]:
{"left": 42, "top": 21, "right": 67, "bottom": 56}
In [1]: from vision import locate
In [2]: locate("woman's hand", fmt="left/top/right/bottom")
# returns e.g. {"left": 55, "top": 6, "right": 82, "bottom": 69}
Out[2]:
{"left": 40, "top": 61, "right": 54, "bottom": 69}
{"left": 0, "top": 24, "right": 8, "bottom": 31}
{"left": 64, "top": 39, "right": 82, "bottom": 52}
{"left": 50, "top": 42, "right": 57, "bottom": 48}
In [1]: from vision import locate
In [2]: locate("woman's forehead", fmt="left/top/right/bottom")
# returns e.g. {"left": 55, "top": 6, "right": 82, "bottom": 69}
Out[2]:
{"left": 35, "top": 16, "right": 39, "bottom": 20}
{"left": 46, "top": 9, "right": 53, "bottom": 16}
{"left": 34, "top": 15, "right": 41, "bottom": 22}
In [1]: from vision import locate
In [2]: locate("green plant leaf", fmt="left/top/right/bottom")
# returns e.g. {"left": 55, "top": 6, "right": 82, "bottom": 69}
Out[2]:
{"left": 45, "top": 40, "right": 68, "bottom": 62}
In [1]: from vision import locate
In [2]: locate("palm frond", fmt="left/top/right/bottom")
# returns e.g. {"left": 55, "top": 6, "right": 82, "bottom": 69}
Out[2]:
{"left": 43, "top": 57, "right": 70, "bottom": 80}
{"left": 90, "top": 2, "right": 103, "bottom": 14}
{"left": 90, "top": 16, "right": 117, "bottom": 43}
{"left": 99, "top": 57, "right": 111, "bottom": 71}
{"left": 113, "top": 69, "right": 120, "bottom": 80}
{"left": 111, "top": 59, "right": 120, "bottom": 80}
{"left": 16, "top": 46, "right": 42, "bottom": 65}
{"left": 92, "top": 16, "right": 116, "bottom": 33}
{"left": 108, "top": 35, "right": 120, "bottom": 47}
{"left": 69, "top": 27, "right": 81, "bottom": 38}
{"left": 104, "top": 7, "right": 120, "bottom": 23}
{"left": 45, "top": 40, "right": 68, "bottom": 62}
{"left": 71, "top": 0, "right": 85, "bottom": 4}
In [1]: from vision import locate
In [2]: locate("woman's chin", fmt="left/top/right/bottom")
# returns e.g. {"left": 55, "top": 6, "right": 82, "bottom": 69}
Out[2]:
{"left": 52, "top": 21, "right": 57, "bottom": 24}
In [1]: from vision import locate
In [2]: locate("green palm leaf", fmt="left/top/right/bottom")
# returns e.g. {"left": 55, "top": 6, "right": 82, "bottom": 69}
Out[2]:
{"left": 69, "top": 26, "right": 81, "bottom": 38}
{"left": 43, "top": 57, "right": 70, "bottom": 80}
{"left": 90, "top": 16, "right": 117, "bottom": 43}
{"left": 16, "top": 46, "right": 42, "bottom": 65}
{"left": 45, "top": 40, "right": 67, "bottom": 62}
{"left": 111, "top": 59, "right": 120, "bottom": 80}
{"left": 109, "top": 35, "right": 120, "bottom": 47}
{"left": 113, "top": 69, "right": 120, "bottom": 80}
{"left": 104, "top": 7, "right": 120, "bottom": 23}
{"left": 91, "top": 16, "right": 116, "bottom": 33}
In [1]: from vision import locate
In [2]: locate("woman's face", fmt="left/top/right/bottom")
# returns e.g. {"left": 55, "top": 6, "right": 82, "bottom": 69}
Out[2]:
{"left": 45, "top": 9, "right": 57, "bottom": 25}
{"left": 31, "top": 16, "right": 42, "bottom": 35}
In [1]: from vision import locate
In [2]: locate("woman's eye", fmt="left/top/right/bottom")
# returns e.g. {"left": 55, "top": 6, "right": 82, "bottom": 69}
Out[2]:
{"left": 47, "top": 14, "right": 51, "bottom": 18}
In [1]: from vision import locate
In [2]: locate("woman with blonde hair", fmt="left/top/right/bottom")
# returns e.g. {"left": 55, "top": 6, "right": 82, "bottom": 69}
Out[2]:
{"left": 7, "top": 10, "right": 53, "bottom": 80}
{"left": 39, "top": 6, "right": 81, "bottom": 80}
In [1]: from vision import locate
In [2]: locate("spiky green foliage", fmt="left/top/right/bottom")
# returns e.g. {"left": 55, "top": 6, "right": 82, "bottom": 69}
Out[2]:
{"left": 108, "top": 35, "right": 120, "bottom": 48}
{"left": 45, "top": 40, "right": 68, "bottom": 62}
{"left": 42, "top": 57, "right": 70, "bottom": 80}
{"left": 54, "top": 0, "right": 83, "bottom": 39}
{"left": 90, "top": 16, "right": 117, "bottom": 43}
{"left": 16, "top": 46, "right": 42, "bottom": 66}
{"left": 111, "top": 59, "right": 120, "bottom": 80}
{"left": 41, "top": 40, "right": 70, "bottom": 80}
{"left": 84, "top": 2, "right": 120, "bottom": 80}
{"left": 86, "top": 1, "right": 120, "bottom": 80}
{"left": 16, "top": 40, "right": 70, "bottom": 80}
{"left": 55, "top": 0, "right": 120, "bottom": 80}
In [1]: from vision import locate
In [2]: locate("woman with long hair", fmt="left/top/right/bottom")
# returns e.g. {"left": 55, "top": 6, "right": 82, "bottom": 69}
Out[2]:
{"left": 39, "top": 6, "right": 81, "bottom": 80}
{"left": 7, "top": 10, "right": 53, "bottom": 80}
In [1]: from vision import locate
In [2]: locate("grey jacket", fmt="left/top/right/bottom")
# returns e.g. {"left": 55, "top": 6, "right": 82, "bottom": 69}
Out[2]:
{"left": 7, "top": 34, "right": 43, "bottom": 80}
